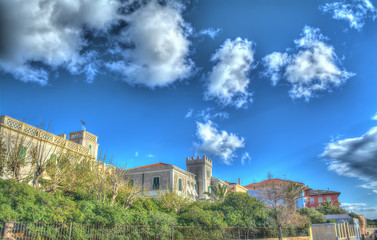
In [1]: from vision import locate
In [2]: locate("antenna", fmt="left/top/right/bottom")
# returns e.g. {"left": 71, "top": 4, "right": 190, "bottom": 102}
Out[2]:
{"left": 80, "top": 120, "right": 86, "bottom": 131}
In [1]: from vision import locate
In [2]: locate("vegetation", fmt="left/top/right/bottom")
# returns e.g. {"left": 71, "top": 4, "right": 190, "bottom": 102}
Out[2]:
{"left": 0, "top": 130, "right": 366, "bottom": 239}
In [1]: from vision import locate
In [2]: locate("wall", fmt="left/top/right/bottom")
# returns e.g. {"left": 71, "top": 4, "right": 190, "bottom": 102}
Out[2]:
{"left": 311, "top": 224, "right": 337, "bottom": 240}
{"left": 306, "top": 194, "right": 339, "bottom": 208}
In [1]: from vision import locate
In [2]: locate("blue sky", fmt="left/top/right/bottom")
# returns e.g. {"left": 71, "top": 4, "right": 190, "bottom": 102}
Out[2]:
{"left": 0, "top": 0, "right": 376, "bottom": 218}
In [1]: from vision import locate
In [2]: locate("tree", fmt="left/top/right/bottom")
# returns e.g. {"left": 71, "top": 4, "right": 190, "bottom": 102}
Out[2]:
{"left": 158, "top": 189, "right": 189, "bottom": 213}
{"left": 283, "top": 182, "right": 304, "bottom": 212}
{"left": 203, "top": 184, "right": 229, "bottom": 202}
{"left": 298, "top": 207, "right": 326, "bottom": 224}
{"left": 317, "top": 201, "right": 347, "bottom": 215}
{"left": 30, "top": 124, "right": 59, "bottom": 188}
{"left": 108, "top": 161, "right": 127, "bottom": 206}
{"left": 0, "top": 130, "right": 33, "bottom": 182}
{"left": 220, "top": 192, "right": 267, "bottom": 234}
{"left": 44, "top": 150, "right": 73, "bottom": 193}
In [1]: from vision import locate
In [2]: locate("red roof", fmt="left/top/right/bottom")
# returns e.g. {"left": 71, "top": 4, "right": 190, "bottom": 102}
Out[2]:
{"left": 127, "top": 162, "right": 171, "bottom": 170}
{"left": 243, "top": 178, "right": 305, "bottom": 190}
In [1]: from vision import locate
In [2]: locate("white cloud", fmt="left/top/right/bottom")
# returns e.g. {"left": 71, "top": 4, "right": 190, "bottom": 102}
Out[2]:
{"left": 372, "top": 112, "right": 377, "bottom": 120}
{"left": 321, "top": 126, "right": 377, "bottom": 193}
{"left": 147, "top": 154, "right": 155, "bottom": 158}
{"left": 320, "top": 0, "right": 377, "bottom": 31}
{"left": 185, "top": 109, "right": 194, "bottom": 119}
{"left": 0, "top": 0, "right": 120, "bottom": 85}
{"left": 262, "top": 52, "right": 290, "bottom": 86}
{"left": 195, "top": 121, "right": 245, "bottom": 165}
{"left": 263, "top": 26, "right": 354, "bottom": 100}
{"left": 106, "top": 1, "right": 193, "bottom": 88}
{"left": 185, "top": 108, "right": 229, "bottom": 121}
{"left": 241, "top": 152, "right": 251, "bottom": 165}
{"left": 341, "top": 203, "right": 377, "bottom": 219}
{"left": 205, "top": 38, "right": 255, "bottom": 108}
{"left": 135, "top": 152, "right": 139, "bottom": 157}
{"left": 198, "top": 28, "right": 221, "bottom": 39}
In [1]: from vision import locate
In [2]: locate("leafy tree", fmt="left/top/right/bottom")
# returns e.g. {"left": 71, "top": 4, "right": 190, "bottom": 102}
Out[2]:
{"left": 203, "top": 184, "right": 229, "bottom": 202}
{"left": 158, "top": 189, "right": 189, "bottom": 213}
{"left": 317, "top": 201, "right": 347, "bottom": 215}
{"left": 219, "top": 192, "right": 267, "bottom": 229}
{"left": 178, "top": 205, "right": 225, "bottom": 227}
{"left": 298, "top": 207, "right": 326, "bottom": 224}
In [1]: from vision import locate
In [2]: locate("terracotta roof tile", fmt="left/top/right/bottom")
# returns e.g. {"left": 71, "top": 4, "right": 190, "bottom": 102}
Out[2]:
{"left": 243, "top": 178, "right": 305, "bottom": 189}
{"left": 127, "top": 162, "right": 171, "bottom": 170}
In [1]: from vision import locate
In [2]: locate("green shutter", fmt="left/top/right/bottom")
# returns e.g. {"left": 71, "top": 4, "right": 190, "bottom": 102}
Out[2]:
{"left": 153, "top": 177, "right": 159, "bottom": 190}
{"left": 179, "top": 178, "right": 182, "bottom": 191}
{"left": 18, "top": 146, "right": 27, "bottom": 163}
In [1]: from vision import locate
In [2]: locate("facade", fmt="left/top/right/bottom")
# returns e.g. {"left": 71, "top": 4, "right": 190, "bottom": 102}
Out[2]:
{"left": 244, "top": 178, "right": 307, "bottom": 208}
{"left": 0, "top": 115, "right": 99, "bottom": 180}
{"left": 225, "top": 179, "right": 247, "bottom": 193}
{"left": 125, "top": 156, "right": 227, "bottom": 201}
{"left": 304, "top": 189, "right": 341, "bottom": 209}
{"left": 359, "top": 215, "right": 367, "bottom": 236}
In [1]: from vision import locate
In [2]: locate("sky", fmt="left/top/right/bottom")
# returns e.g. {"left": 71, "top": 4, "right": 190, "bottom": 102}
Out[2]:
{"left": 0, "top": 0, "right": 376, "bottom": 219}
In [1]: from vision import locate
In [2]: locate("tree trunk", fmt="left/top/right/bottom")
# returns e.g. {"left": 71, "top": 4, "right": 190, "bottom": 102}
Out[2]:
{"left": 110, "top": 192, "right": 117, "bottom": 206}
{"left": 2, "top": 221, "right": 14, "bottom": 240}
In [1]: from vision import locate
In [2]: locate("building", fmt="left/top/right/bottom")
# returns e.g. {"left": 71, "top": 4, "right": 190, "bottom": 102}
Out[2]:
{"left": 0, "top": 115, "right": 99, "bottom": 180}
{"left": 244, "top": 178, "right": 307, "bottom": 208}
{"left": 304, "top": 188, "right": 341, "bottom": 209}
{"left": 125, "top": 156, "right": 227, "bottom": 201}
{"left": 359, "top": 215, "right": 367, "bottom": 236}
{"left": 225, "top": 179, "right": 247, "bottom": 193}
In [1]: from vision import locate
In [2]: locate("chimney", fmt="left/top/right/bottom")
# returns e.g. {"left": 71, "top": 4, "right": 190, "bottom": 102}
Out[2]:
{"left": 238, "top": 178, "right": 241, "bottom": 185}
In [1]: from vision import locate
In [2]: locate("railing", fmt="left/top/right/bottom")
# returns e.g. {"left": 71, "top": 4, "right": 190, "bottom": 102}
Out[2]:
{"left": 335, "top": 222, "right": 356, "bottom": 239}
{"left": 0, "top": 116, "right": 90, "bottom": 157}
{"left": 0, "top": 222, "right": 310, "bottom": 240}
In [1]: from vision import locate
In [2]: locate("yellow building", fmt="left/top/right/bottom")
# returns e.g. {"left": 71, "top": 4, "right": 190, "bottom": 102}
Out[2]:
{"left": 0, "top": 115, "right": 99, "bottom": 180}
{"left": 225, "top": 179, "right": 248, "bottom": 193}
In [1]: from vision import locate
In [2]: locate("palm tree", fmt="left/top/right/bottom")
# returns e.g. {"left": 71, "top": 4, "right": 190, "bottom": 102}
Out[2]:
{"left": 284, "top": 182, "right": 305, "bottom": 212}
{"left": 203, "top": 184, "right": 229, "bottom": 202}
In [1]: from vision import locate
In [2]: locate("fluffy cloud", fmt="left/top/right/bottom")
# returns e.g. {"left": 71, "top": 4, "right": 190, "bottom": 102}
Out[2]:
{"left": 106, "top": 1, "right": 193, "bottom": 88}
{"left": 372, "top": 112, "right": 377, "bottom": 120}
{"left": 195, "top": 121, "right": 245, "bottom": 165}
{"left": 184, "top": 108, "right": 229, "bottom": 121}
{"left": 241, "top": 152, "right": 251, "bottom": 165}
{"left": 205, "top": 38, "right": 255, "bottom": 108}
{"left": 341, "top": 203, "right": 377, "bottom": 219}
{"left": 320, "top": 0, "right": 376, "bottom": 30}
{"left": 321, "top": 126, "right": 377, "bottom": 193}
{"left": 0, "top": 0, "right": 120, "bottom": 85}
{"left": 263, "top": 26, "right": 354, "bottom": 100}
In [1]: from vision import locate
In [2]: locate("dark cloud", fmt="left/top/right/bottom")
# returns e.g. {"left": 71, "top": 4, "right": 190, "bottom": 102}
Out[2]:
{"left": 321, "top": 127, "right": 377, "bottom": 192}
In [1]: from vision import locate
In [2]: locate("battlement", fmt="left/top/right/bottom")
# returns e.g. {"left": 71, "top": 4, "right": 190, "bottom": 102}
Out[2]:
{"left": 186, "top": 155, "right": 212, "bottom": 167}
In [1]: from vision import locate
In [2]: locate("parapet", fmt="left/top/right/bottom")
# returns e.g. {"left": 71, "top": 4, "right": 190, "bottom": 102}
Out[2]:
{"left": 186, "top": 155, "right": 212, "bottom": 167}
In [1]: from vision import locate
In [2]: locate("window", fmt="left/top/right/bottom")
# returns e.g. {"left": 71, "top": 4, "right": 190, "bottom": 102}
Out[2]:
{"left": 318, "top": 197, "right": 323, "bottom": 202}
{"left": 310, "top": 198, "right": 314, "bottom": 204}
{"left": 152, "top": 177, "right": 160, "bottom": 190}
{"left": 207, "top": 170, "right": 210, "bottom": 178}
{"left": 18, "top": 146, "right": 27, "bottom": 162}
{"left": 327, "top": 197, "right": 331, "bottom": 202}
{"left": 179, "top": 178, "right": 182, "bottom": 191}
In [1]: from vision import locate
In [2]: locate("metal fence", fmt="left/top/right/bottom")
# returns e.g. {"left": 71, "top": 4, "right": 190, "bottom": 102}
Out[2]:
{"left": 1, "top": 222, "right": 309, "bottom": 240}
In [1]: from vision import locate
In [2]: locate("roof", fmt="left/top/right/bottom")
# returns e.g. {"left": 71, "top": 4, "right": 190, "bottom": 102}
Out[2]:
{"left": 306, "top": 189, "right": 340, "bottom": 196}
{"left": 127, "top": 162, "right": 171, "bottom": 170}
{"left": 325, "top": 214, "right": 353, "bottom": 220}
{"left": 243, "top": 178, "right": 305, "bottom": 189}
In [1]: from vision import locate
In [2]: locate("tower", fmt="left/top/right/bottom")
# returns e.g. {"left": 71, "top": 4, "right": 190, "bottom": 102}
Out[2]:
{"left": 186, "top": 155, "right": 212, "bottom": 200}
{"left": 68, "top": 130, "right": 99, "bottom": 159}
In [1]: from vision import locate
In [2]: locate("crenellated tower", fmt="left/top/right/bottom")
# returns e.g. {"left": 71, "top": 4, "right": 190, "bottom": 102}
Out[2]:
{"left": 186, "top": 155, "right": 213, "bottom": 200}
